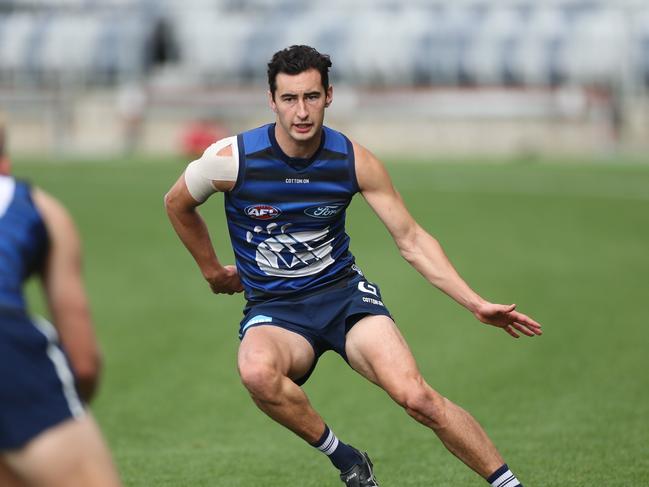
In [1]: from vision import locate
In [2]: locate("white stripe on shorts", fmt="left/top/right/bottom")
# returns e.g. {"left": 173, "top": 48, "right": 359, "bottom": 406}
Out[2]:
{"left": 32, "top": 316, "right": 85, "bottom": 418}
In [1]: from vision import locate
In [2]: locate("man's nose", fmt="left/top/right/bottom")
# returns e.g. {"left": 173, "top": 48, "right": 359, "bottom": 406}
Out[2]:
{"left": 296, "top": 99, "right": 308, "bottom": 118}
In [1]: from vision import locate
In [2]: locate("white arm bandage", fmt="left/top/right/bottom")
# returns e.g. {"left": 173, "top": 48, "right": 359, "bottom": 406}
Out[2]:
{"left": 184, "top": 136, "right": 239, "bottom": 202}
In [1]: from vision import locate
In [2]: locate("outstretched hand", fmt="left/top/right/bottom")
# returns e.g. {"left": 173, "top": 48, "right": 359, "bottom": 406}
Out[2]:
{"left": 206, "top": 265, "right": 244, "bottom": 295}
{"left": 473, "top": 302, "right": 542, "bottom": 338}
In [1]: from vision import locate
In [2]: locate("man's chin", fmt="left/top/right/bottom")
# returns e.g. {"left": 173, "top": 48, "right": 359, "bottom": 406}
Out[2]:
{"left": 291, "top": 127, "right": 316, "bottom": 141}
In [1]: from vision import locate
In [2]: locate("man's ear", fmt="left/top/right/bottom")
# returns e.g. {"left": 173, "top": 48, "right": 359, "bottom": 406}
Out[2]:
{"left": 268, "top": 90, "right": 278, "bottom": 113}
{"left": 325, "top": 85, "right": 333, "bottom": 107}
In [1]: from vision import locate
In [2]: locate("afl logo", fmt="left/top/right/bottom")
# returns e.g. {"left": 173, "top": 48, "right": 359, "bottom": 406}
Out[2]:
{"left": 304, "top": 204, "right": 344, "bottom": 219}
{"left": 245, "top": 204, "right": 281, "bottom": 220}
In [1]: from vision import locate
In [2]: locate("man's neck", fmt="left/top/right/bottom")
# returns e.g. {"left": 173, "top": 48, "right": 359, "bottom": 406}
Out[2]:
{"left": 274, "top": 124, "right": 322, "bottom": 159}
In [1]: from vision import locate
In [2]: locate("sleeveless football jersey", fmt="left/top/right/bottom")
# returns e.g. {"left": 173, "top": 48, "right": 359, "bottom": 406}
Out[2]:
{"left": 0, "top": 176, "right": 49, "bottom": 310}
{"left": 225, "top": 124, "right": 359, "bottom": 301}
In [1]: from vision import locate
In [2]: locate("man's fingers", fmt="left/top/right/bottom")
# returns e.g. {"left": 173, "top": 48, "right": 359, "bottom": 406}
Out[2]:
{"left": 512, "top": 321, "right": 536, "bottom": 337}
{"left": 233, "top": 277, "right": 244, "bottom": 293}
{"left": 521, "top": 319, "right": 542, "bottom": 334}
{"left": 519, "top": 315, "right": 542, "bottom": 329}
{"left": 504, "top": 326, "right": 519, "bottom": 338}
{"left": 207, "top": 271, "right": 245, "bottom": 294}
{"left": 510, "top": 311, "right": 542, "bottom": 333}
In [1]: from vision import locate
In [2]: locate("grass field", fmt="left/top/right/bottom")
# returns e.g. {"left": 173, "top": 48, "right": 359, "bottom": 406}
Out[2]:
{"left": 15, "top": 156, "right": 649, "bottom": 486}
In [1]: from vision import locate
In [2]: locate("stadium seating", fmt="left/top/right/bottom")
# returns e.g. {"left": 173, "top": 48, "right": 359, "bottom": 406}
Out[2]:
{"left": 0, "top": 0, "right": 648, "bottom": 89}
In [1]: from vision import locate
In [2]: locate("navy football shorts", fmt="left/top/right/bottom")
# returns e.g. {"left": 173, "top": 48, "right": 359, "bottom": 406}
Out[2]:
{"left": 0, "top": 308, "right": 84, "bottom": 450}
{"left": 238, "top": 274, "right": 392, "bottom": 385}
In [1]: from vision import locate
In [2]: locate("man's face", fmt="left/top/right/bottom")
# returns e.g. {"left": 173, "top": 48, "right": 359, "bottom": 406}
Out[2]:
{"left": 269, "top": 68, "right": 332, "bottom": 145}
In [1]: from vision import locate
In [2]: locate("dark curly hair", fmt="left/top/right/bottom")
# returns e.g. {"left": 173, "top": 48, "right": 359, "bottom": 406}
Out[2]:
{"left": 267, "top": 45, "right": 332, "bottom": 98}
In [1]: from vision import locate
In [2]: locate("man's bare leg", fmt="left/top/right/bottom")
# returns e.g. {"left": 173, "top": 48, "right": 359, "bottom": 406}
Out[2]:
{"left": 237, "top": 325, "right": 325, "bottom": 442}
{"left": 238, "top": 325, "right": 367, "bottom": 477}
{"left": 345, "top": 315, "right": 507, "bottom": 479}
{"left": 0, "top": 457, "right": 26, "bottom": 487}
{"left": 2, "top": 415, "right": 122, "bottom": 487}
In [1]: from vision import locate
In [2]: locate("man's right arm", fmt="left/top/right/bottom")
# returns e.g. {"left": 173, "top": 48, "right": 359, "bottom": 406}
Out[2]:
{"left": 164, "top": 142, "right": 243, "bottom": 295}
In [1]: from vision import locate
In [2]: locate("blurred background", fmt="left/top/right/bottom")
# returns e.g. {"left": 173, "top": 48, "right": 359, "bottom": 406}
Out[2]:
{"left": 5, "top": 3, "right": 649, "bottom": 485}
{"left": 1, "top": 0, "right": 648, "bottom": 159}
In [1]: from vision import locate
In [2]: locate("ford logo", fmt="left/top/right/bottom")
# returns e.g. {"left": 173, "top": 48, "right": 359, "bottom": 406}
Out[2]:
{"left": 304, "top": 204, "right": 344, "bottom": 219}
{"left": 245, "top": 204, "right": 281, "bottom": 220}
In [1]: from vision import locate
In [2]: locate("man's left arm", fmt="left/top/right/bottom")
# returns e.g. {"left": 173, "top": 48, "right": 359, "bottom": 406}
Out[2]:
{"left": 33, "top": 188, "right": 102, "bottom": 401}
{"left": 354, "top": 142, "right": 542, "bottom": 338}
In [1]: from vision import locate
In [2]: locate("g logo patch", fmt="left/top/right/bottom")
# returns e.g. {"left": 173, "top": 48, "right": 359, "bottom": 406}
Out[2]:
{"left": 357, "top": 281, "right": 378, "bottom": 296}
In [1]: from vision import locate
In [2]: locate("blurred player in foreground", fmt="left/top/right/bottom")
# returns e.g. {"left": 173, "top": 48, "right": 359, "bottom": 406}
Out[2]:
{"left": 165, "top": 45, "right": 542, "bottom": 487}
{"left": 0, "top": 124, "right": 122, "bottom": 487}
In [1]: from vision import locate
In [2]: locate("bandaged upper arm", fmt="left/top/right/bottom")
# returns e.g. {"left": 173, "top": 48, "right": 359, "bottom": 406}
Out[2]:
{"left": 184, "top": 136, "right": 239, "bottom": 202}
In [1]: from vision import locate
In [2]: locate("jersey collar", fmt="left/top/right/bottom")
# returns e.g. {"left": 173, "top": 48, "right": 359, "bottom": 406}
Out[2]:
{"left": 267, "top": 123, "right": 326, "bottom": 172}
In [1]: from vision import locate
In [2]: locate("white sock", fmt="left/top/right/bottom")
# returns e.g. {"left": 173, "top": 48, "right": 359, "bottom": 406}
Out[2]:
{"left": 487, "top": 464, "right": 522, "bottom": 487}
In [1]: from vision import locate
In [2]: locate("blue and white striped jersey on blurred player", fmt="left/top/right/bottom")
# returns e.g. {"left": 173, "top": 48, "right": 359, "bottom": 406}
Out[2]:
{"left": 0, "top": 176, "right": 49, "bottom": 311}
{"left": 225, "top": 123, "right": 360, "bottom": 301}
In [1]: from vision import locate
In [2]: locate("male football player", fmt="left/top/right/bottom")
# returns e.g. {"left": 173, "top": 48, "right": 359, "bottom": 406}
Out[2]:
{"left": 0, "top": 124, "right": 122, "bottom": 487}
{"left": 165, "top": 45, "right": 541, "bottom": 487}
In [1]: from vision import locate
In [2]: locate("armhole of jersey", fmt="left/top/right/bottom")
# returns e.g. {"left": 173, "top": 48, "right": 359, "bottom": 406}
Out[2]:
{"left": 19, "top": 179, "right": 43, "bottom": 221}
{"left": 345, "top": 135, "right": 360, "bottom": 194}
{"left": 229, "top": 133, "right": 246, "bottom": 195}
{"left": 22, "top": 181, "right": 50, "bottom": 274}
{"left": 22, "top": 180, "right": 36, "bottom": 209}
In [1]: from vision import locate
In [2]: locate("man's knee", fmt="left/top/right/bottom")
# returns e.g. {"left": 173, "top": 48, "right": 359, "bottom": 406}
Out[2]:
{"left": 238, "top": 357, "right": 283, "bottom": 403}
{"left": 393, "top": 378, "right": 449, "bottom": 430}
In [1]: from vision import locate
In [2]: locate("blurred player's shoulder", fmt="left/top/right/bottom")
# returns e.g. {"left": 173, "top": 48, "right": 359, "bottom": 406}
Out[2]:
{"left": 31, "top": 187, "right": 67, "bottom": 218}
{"left": 31, "top": 188, "right": 82, "bottom": 247}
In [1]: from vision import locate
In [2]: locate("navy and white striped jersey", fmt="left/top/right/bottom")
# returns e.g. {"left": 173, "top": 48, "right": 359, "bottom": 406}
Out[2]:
{"left": 1, "top": 178, "right": 83, "bottom": 449}
{"left": 0, "top": 176, "right": 49, "bottom": 311}
{"left": 225, "top": 124, "right": 359, "bottom": 301}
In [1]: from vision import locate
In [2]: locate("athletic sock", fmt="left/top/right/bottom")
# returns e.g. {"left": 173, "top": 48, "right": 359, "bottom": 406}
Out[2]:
{"left": 487, "top": 464, "right": 523, "bottom": 487}
{"left": 310, "top": 424, "right": 363, "bottom": 472}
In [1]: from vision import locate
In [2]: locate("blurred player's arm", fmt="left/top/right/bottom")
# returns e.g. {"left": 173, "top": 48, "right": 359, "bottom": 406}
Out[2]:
{"left": 354, "top": 142, "right": 541, "bottom": 338}
{"left": 32, "top": 189, "right": 102, "bottom": 401}
{"left": 164, "top": 139, "right": 243, "bottom": 295}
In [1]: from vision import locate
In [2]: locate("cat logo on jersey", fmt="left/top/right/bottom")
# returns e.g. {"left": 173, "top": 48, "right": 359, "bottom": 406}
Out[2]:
{"left": 247, "top": 223, "right": 335, "bottom": 277}
{"left": 245, "top": 204, "right": 281, "bottom": 220}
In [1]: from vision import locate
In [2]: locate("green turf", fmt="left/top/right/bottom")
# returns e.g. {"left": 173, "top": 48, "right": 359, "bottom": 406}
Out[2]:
{"left": 14, "top": 157, "right": 649, "bottom": 486}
